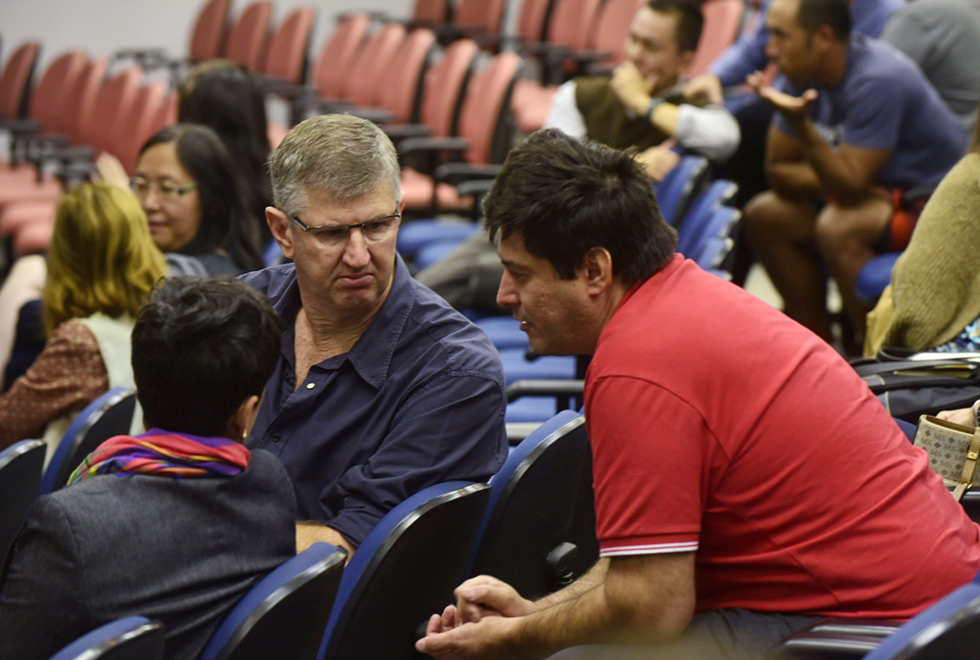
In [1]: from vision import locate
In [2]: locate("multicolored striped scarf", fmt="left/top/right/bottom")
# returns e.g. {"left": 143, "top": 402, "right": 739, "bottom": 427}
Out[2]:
{"left": 67, "top": 428, "right": 251, "bottom": 485}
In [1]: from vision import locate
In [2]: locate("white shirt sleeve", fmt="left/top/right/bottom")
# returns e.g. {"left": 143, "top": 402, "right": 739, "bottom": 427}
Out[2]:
{"left": 674, "top": 103, "right": 741, "bottom": 163}
{"left": 543, "top": 81, "right": 587, "bottom": 140}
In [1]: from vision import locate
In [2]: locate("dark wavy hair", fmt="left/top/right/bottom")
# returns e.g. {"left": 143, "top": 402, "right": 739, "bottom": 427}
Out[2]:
{"left": 178, "top": 60, "right": 273, "bottom": 215}
{"left": 483, "top": 129, "right": 677, "bottom": 285}
{"left": 132, "top": 276, "right": 281, "bottom": 437}
{"left": 139, "top": 123, "right": 265, "bottom": 272}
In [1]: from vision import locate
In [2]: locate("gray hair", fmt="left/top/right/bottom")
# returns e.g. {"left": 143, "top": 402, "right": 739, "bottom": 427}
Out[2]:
{"left": 268, "top": 114, "right": 401, "bottom": 215}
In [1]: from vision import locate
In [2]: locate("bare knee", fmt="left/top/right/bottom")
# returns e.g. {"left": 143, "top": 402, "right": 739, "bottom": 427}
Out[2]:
{"left": 743, "top": 192, "right": 816, "bottom": 244}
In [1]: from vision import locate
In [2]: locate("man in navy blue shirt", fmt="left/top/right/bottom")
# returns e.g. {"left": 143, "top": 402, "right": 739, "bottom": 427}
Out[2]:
{"left": 742, "top": 0, "right": 965, "bottom": 346}
{"left": 242, "top": 114, "right": 508, "bottom": 556}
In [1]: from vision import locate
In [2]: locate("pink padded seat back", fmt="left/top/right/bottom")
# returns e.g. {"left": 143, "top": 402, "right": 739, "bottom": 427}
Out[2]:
{"left": 65, "top": 58, "right": 108, "bottom": 144}
{"left": 27, "top": 51, "right": 85, "bottom": 128}
{"left": 0, "top": 42, "right": 40, "bottom": 119}
{"left": 314, "top": 12, "right": 371, "bottom": 99}
{"left": 376, "top": 28, "right": 436, "bottom": 124}
{"left": 414, "top": 0, "right": 452, "bottom": 28}
{"left": 685, "top": 0, "right": 744, "bottom": 76}
{"left": 419, "top": 39, "right": 478, "bottom": 138}
{"left": 458, "top": 51, "right": 520, "bottom": 164}
{"left": 224, "top": 1, "right": 273, "bottom": 72}
{"left": 189, "top": 0, "right": 232, "bottom": 62}
{"left": 517, "top": 0, "right": 553, "bottom": 44}
{"left": 345, "top": 23, "right": 406, "bottom": 108}
{"left": 84, "top": 67, "right": 142, "bottom": 154}
{"left": 589, "top": 0, "right": 648, "bottom": 68}
{"left": 115, "top": 80, "right": 168, "bottom": 172}
{"left": 454, "top": 0, "right": 508, "bottom": 35}
{"left": 262, "top": 5, "right": 316, "bottom": 82}
{"left": 547, "top": 0, "right": 603, "bottom": 50}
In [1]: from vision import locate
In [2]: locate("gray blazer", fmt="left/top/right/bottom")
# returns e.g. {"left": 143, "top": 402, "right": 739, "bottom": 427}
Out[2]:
{"left": 0, "top": 449, "right": 296, "bottom": 660}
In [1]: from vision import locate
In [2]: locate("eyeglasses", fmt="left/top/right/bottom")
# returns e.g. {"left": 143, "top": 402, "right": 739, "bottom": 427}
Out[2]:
{"left": 289, "top": 210, "right": 401, "bottom": 248}
{"left": 129, "top": 176, "right": 197, "bottom": 200}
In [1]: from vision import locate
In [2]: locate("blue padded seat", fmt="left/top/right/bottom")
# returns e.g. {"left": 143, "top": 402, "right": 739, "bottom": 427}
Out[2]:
{"left": 856, "top": 252, "right": 901, "bottom": 302}
{"left": 199, "top": 542, "right": 347, "bottom": 660}
{"left": 655, "top": 155, "right": 708, "bottom": 227}
{"left": 317, "top": 481, "right": 490, "bottom": 660}
{"left": 40, "top": 387, "right": 138, "bottom": 495}
{"left": 0, "top": 438, "right": 45, "bottom": 569}
{"left": 48, "top": 616, "right": 164, "bottom": 660}
{"left": 465, "top": 411, "right": 598, "bottom": 600}
{"left": 498, "top": 348, "right": 577, "bottom": 385}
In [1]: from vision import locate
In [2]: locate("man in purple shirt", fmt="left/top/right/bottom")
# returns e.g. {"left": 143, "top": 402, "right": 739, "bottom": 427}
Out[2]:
{"left": 742, "top": 0, "right": 965, "bottom": 345}
{"left": 242, "top": 114, "right": 508, "bottom": 556}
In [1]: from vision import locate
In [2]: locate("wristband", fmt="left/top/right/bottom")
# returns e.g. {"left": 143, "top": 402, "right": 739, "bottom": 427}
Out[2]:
{"left": 645, "top": 97, "right": 664, "bottom": 121}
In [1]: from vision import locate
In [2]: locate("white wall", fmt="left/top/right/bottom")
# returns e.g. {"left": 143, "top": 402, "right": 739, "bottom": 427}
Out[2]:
{"left": 0, "top": 0, "right": 416, "bottom": 69}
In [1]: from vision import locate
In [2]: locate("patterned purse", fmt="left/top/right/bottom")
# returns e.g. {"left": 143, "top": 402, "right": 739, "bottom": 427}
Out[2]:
{"left": 913, "top": 415, "right": 980, "bottom": 502}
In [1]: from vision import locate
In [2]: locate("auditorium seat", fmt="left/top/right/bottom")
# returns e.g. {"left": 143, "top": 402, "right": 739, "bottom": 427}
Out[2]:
{"left": 400, "top": 50, "right": 521, "bottom": 216}
{"left": 0, "top": 438, "right": 45, "bottom": 569}
{"left": 48, "top": 616, "right": 164, "bottom": 660}
{"left": 199, "top": 543, "right": 347, "bottom": 660}
{"left": 316, "top": 481, "right": 490, "bottom": 660}
{"left": 0, "top": 41, "right": 40, "bottom": 121}
{"left": 224, "top": 1, "right": 274, "bottom": 73}
{"left": 260, "top": 5, "right": 316, "bottom": 86}
{"left": 39, "top": 387, "right": 139, "bottom": 494}
{"left": 465, "top": 410, "right": 598, "bottom": 600}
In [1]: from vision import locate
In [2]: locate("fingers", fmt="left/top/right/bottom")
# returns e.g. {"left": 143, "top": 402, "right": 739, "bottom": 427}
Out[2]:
{"left": 427, "top": 613, "right": 445, "bottom": 636}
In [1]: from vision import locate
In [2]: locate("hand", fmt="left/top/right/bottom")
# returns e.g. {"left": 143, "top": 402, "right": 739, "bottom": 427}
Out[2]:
{"left": 747, "top": 70, "right": 818, "bottom": 125}
{"left": 416, "top": 614, "right": 519, "bottom": 660}
{"left": 454, "top": 575, "right": 536, "bottom": 625}
{"left": 93, "top": 153, "right": 130, "bottom": 189}
{"left": 937, "top": 401, "right": 980, "bottom": 428}
{"left": 683, "top": 73, "right": 724, "bottom": 105}
{"left": 610, "top": 61, "right": 657, "bottom": 116}
{"left": 635, "top": 146, "right": 680, "bottom": 183}
{"left": 425, "top": 604, "right": 460, "bottom": 635}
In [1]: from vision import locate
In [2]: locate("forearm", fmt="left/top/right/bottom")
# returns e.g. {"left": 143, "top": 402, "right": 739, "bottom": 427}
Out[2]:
{"left": 672, "top": 104, "right": 740, "bottom": 162}
{"left": 532, "top": 558, "right": 608, "bottom": 611}
{"left": 514, "top": 558, "right": 687, "bottom": 654}
{"left": 511, "top": 573, "right": 622, "bottom": 657}
{"left": 767, "top": 160, "right": 824, "bottom": 200}
{"left": 790, "top": 117, "right": 874, "bottom": 204}
{"left": 295, "top": 521, "right": 355, "bottom": 557}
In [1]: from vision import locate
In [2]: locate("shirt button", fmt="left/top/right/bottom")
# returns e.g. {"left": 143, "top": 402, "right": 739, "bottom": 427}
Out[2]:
{"left": 270, "top": 433, "right": 281, "bottom": 443}
{"left": 306, "top": 382, "right": 315, "bottom": 390}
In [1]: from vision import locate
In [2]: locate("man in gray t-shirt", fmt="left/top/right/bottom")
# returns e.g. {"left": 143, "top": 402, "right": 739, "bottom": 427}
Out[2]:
{"left": 742, "top": 0, "right": 965, "bottom": 346}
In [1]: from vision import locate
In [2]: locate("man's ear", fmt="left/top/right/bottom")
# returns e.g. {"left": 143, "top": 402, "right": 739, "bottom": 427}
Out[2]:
{"left": 581, "top": 247, "right": 614, "bottom": 296}
{"left": 812, "top": 24, "right": 837, "bottom": 52}
{"left": 677, "top": 49, "right": 696, "bottom": 75}
{"left": 266, "top": 206, "right": 295, "bottom": 260}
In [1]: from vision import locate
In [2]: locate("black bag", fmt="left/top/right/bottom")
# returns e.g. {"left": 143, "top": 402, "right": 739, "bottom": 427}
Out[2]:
{"left": 851, "top": 353, "right": 980, "bottom": 423}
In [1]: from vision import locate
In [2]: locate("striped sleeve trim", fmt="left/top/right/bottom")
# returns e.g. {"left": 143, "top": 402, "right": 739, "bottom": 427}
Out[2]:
{"left": 600, "top": 541, "right": 699, "bottom": 557}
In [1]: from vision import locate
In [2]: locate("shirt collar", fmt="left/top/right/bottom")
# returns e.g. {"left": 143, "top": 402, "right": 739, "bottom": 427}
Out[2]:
{"left": 343, "top": 254, "right": 415, "bottom": 389}
{"left": 272, "top": 254, "right": 416, "bottom": 391}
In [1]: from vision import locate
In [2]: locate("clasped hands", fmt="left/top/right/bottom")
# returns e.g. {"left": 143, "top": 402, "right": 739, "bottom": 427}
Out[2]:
{"left": 414, "top": 575, "right": 534, "bottom": 660}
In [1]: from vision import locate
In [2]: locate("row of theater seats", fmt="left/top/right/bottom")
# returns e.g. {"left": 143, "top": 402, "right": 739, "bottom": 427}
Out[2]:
{"left": 1, "top": 403, "right": 597, "bottom": 660}
{"left": 0, "top": 48, "right": 177, "bottom": 256}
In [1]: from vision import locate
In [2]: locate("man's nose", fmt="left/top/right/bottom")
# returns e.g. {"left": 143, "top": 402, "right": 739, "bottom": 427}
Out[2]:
{"left": 496, "top": 272, "right": 518, "bottom": 308}
{"left": 342, "top": 228, "right": 371, "bottom": 267}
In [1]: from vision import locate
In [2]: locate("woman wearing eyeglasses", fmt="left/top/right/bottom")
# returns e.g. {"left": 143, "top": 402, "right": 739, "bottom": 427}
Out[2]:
{"left": 130, "top": 123, "right": 265, "bottom": 276}
{"left": 0, "top": 182, "right": 167, "bottom": 453}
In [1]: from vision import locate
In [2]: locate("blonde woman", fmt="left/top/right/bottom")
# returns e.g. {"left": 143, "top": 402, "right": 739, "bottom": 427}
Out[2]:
{"left": 0, "top": 183, "right": 166, "bottom": 453}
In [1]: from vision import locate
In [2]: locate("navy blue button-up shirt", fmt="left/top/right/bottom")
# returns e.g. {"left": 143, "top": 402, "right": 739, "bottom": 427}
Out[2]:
{"left": 242, "top": 255, "right": 507, "bottom": 546}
